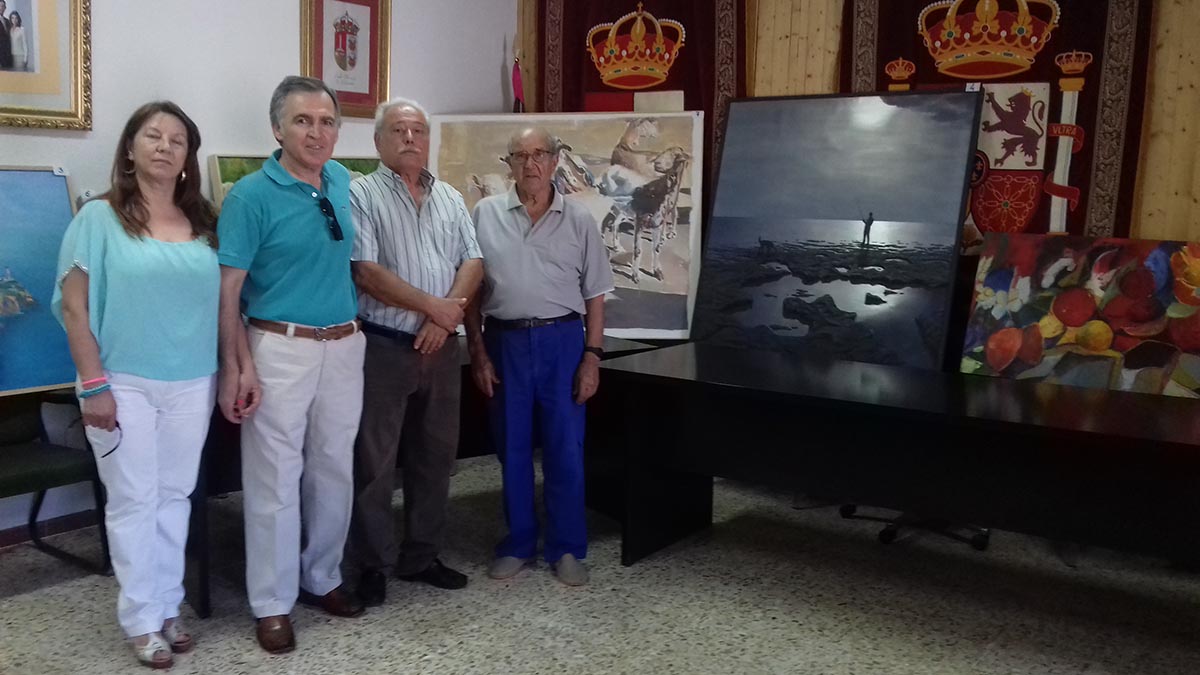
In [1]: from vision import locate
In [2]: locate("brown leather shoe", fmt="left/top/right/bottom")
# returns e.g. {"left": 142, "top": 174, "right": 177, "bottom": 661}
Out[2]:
{"left": 297, "top": 584, "right": 365, "bottom": 618}
{"left": 255, "top": 615, "right": 295, "bottom": 654}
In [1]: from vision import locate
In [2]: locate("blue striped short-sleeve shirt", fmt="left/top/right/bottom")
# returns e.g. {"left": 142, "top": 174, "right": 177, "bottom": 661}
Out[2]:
{"left": 349, "top": 166, "right": 482, "bottom": 333}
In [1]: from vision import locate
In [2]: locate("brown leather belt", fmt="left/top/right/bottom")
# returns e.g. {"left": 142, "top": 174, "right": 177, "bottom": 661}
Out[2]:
{"left": 248, "top": 318, "right": 361, "bottom": 341}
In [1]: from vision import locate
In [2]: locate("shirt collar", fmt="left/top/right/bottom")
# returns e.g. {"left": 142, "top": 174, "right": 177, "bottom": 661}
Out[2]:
{"left": 505, "top": 185, "right": 565, "bottom": 213}
{"left": 378, "top": 162, "right": 436, "bottom": 190}
{"left": 263, "top": 148, "right": 332, "bottom": 189}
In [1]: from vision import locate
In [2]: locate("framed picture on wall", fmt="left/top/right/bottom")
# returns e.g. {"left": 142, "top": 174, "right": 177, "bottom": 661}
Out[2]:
{"left": 0, "top": 166, "right": 76, "bottom": 395}
{"left": 300, "top": 0, "right": 390, "bottom": 118}
{"left": 0, "top": 0, "right": 91, "bottom": 130}
{"left": 208, "top": 154, "right": 380, "bottom": 208}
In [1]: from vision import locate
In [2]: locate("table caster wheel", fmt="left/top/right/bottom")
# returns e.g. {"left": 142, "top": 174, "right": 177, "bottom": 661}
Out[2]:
{"left": 971, "top": 533, "right": 989, "bottom": 551}
{"left": 879, "top": 527, "right": 898, "bottom": 545}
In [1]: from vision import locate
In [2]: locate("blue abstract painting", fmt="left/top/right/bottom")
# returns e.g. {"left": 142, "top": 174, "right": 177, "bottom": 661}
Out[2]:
{"left": 0, "top": 168, "right": 75, "bottom": 395}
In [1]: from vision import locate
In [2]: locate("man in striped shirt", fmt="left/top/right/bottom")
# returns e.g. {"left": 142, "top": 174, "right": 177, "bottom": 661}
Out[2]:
{"left": 348, "top": 98, "right": 483, "bottom": 606}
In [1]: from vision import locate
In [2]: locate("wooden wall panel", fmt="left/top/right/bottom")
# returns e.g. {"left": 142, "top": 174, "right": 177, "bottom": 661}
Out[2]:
{"left": 516, "top": 0, "right": 540, "bottom": 112}
{"left": 746, "top": 0, "right": 843, "bottom": 97}
{"left": 787, "top": 0, "right": 809, "bottom": 94}
{"left": 1134, "top": 0, "right": 1200, "bottom": 240}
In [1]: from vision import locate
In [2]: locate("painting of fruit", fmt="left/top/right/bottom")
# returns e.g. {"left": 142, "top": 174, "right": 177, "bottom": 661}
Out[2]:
{"left": 961, "top": 233, "right": 1200, "bottom": 397}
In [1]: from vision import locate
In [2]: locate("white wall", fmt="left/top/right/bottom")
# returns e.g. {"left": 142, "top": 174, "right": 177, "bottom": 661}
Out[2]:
{"left": 2, "top": 0, "right": 518, "bottom": 202}
{"left": 0, "top": 0, "right": 517, "bottom": 532}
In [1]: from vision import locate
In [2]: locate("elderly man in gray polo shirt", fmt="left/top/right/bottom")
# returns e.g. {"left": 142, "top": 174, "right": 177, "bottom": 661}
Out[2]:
{"left": 349, "top": 97, "right": 483, "bottom": 606}
{"left": 465, "top": 127, "right": 614, "bottom": 586}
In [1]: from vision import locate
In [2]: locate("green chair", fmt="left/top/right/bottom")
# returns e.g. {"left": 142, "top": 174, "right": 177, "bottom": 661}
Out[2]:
{"left": 0, "top": 392, "right": 110, "bottom": 574}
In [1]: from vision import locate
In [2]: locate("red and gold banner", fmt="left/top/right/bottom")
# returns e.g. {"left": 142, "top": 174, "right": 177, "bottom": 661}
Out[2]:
{"left": 536, "top": 0, "right": 747, "bottom": 187}
{"left": 841, "top": 0, "right": 1153, "bottom": 239}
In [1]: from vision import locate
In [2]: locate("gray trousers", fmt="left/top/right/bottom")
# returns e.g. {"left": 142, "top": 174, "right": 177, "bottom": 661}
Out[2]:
{"left": 351, "top": 331, "right": 461, "bottom": 575}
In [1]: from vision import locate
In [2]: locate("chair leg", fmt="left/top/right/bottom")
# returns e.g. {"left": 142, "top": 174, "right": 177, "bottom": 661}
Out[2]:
{"left": 840, "top": 505, "right": 990, "bottom": 551}
{"left": 27, "top": 485, "right": 113, "bottom": 575}
{"left": 27, "top": 489, "right": 48, "bottom": 548}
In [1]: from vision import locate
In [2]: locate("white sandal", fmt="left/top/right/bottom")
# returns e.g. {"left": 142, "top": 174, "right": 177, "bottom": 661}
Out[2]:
{"left": 128, "top": 632, "right": 173, "bottom": 669}
{"left": 162, "top": 617, "right": 194, "bottom": 653}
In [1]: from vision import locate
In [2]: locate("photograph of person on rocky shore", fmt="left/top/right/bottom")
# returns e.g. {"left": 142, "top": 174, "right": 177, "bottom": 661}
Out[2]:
{"left": 692, "top": 91, "right": 981, "bottom": 370}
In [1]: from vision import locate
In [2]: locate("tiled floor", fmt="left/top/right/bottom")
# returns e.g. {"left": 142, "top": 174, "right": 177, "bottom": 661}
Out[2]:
{"left": 1, "top": 456, "right": 1198, "bottom": 674}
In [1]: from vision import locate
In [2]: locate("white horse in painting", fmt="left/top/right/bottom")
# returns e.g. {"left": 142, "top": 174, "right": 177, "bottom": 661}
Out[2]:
{"left": 598, "top": 118, "right": 664, "bottom": 197}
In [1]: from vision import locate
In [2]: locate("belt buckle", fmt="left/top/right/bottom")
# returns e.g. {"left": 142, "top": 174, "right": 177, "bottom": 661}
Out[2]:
{"left": 313, "top": 326, "right": 330, "bottom": 341}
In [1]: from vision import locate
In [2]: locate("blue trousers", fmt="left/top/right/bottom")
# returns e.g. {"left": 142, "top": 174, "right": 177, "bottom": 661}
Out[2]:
{"left": 485, "top": 318, "right": 587, "bottom": 563}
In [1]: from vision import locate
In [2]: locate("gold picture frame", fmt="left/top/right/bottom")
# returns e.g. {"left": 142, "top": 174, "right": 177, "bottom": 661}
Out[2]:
{"left": 0, "top": 0, "right": 92, "bottom": 130}
{"left": 300, "top": 0, "right": 390, "bottom": 119}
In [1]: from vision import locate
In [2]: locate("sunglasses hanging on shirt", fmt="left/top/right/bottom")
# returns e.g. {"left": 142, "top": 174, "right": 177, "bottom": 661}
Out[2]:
{"left": 318, "top": 197, "right": 344, "bottom": 241}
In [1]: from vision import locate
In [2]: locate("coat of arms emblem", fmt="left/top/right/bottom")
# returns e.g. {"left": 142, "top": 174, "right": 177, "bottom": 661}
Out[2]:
{"left": 333, "top": 12, "right": 359, "bottom": 72}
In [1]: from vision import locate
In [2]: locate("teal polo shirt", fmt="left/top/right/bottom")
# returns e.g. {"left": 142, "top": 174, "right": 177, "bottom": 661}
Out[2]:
{"left": 217, "top": 150, "right": 357, "bottom": 327}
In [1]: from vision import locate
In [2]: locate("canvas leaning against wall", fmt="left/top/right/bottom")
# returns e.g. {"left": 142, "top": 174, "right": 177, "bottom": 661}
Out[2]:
{"left": 962, "top": 233, "right": 1200, "bottom": 398}
{"left": 0, "top": 167, "right": 75, "bottom": 395}
{"left": 430, "top": 111, "right": 704, "bottom": 339}
{"left": 208, "top": 155, "right": 380, "bottom": 208}
{"left": 692, "top": 91, "right": 981, "bottom": 370}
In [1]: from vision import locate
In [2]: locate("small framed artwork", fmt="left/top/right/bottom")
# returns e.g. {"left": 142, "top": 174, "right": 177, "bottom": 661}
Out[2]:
{"left": 300, "top": 0, "right": 390, "bottom": 119}
{"left": 0, "top": 0, "right": 92, "bottom": 130}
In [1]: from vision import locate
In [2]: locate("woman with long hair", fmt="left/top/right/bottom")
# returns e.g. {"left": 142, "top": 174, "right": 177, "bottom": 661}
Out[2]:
{"left": 9, "top": 11, "right": 26, "bottom": 70}
{"left": 53, "top": 101, "right": 219, "bottom": 669}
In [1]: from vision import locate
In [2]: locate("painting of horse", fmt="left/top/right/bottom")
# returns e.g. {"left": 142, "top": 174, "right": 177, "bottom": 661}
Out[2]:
{"left": 430, "top": 112, "right": 704, "bottom": 339}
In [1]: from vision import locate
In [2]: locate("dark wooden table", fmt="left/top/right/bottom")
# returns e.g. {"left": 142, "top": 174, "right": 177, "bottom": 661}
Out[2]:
{"left": 588, "top": 342, "right": 1200, "bottom": 566}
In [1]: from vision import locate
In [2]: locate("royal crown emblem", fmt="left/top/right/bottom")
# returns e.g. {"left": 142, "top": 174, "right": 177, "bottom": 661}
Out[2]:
{"left": 918, "top": 0, "right": 1060, "bottom": 80}
{"left": 885, "top": 58, "right": 917, "bottom": 81}
{"left": 332, "top": 11, "right": 360, "bottom": 72}
{"left": 1054, "top": 49, "right": 1093, "bottom": 75}
{"left": 587, "top": 3, "right": 685, "bottom": 91}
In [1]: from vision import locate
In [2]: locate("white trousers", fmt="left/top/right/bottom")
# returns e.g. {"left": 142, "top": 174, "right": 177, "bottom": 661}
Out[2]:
{"left": 85, "top": 372, "right": 215, "bottom": 638}
{"left": 242, "top": 327, "right": 365, "bottom": 618}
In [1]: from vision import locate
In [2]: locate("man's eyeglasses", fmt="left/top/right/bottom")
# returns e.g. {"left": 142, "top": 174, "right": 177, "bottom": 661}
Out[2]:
{"left": 318, "top": 197, "right": 344, "bottom": 241}
{"left": 507, "top": 149, "right": 556, "bottom": 165}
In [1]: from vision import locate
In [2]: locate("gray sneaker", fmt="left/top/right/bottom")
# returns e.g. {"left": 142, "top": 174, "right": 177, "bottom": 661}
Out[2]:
{"left": 488, "top": 556, "right": 530, "bottom": 580}
{"left": 552, "top": 553, "right": 589, "bottom": 586}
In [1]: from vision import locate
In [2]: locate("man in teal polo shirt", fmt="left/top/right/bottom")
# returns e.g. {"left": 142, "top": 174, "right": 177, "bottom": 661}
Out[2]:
{"left": 217, "top": 75, "right": 366, "bottom": 654}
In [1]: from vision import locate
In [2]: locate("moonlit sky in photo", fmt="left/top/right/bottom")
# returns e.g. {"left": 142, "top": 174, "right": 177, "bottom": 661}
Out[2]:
{"left": 713, "top": 94, "right": 979, "bottom": 228}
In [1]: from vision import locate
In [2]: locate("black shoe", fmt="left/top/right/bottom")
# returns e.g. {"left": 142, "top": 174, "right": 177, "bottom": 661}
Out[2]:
{"left": 396, "top": 558, "right": 468, "bottom": 590}
{"left": 297, "top": 584, "right": 365, "bottom": 618}
{"left": 357, "top": 569, "right": 386, "bottom": 607}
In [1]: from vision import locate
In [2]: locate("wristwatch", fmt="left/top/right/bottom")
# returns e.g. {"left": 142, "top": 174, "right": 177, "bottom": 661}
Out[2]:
{"left": 583, "top": 346, "right": 604, "bottom": 359}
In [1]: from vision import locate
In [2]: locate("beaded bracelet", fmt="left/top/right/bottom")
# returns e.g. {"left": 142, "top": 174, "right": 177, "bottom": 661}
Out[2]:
{"left": 78, "top": 383, "right": 111, "bottom": 399}
{"left": 80, "top": 377, "right": 107, "bottom": 388}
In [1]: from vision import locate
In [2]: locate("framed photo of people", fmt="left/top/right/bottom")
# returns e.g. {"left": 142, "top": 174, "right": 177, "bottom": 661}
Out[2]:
{"left": 0, "top": 0, "right": 91, "bottom": 130}
{"left": 300, "top": 0, "right": 390, "bottom": 118}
